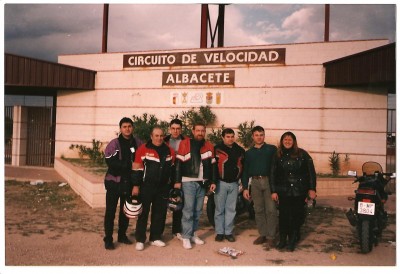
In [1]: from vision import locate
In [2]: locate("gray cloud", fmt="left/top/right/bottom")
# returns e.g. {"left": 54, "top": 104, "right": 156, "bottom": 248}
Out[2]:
{"left": 3, "top": 3, "right": 396, "bottom": 62}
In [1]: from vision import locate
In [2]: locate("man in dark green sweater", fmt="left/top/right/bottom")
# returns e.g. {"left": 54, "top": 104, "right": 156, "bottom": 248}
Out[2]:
{"left": 242, "top": 126, "right": 278, "bottom": 248}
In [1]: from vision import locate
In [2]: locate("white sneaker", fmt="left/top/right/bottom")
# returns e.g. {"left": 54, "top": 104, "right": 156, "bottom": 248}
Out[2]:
{"left": 182, "top": 238, "right": 192, "bottom": 249}
{"left": 150, "top": 240, "right": 166, "bottom": 247}
{"left": 190, "top": 234, "right": 204, "bottom": 245}
{"left": 135, "top": 242, "right": 144, "bottom": 251}
{"left": 174, "top": 233, "right": 183, "bottom": 241}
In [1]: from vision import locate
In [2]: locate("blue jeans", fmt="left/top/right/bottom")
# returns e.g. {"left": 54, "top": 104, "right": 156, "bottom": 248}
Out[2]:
{"left": 214, "top": 180, "right": 238, "bottom": 235}
{"left": 181, "top": 181, "right": 206, "bottom": 239}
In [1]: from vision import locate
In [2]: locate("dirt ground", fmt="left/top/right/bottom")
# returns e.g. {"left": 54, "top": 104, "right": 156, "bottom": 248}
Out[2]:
{"left": 3, "top": 180, "right": 398, "bottom": 272}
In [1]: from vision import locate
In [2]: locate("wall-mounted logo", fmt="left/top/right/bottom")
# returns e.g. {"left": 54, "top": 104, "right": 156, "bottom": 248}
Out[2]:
{"left": 171, "top": 91, "right": 223, "bottom": 106}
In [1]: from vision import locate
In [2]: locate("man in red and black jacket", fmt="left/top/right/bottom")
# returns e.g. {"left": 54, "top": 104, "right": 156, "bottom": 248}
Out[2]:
{"left": 131, "top": 126, "right": 176, "bottom": 251}
{"left": 214, "top": 128, "right": 245, "bottom": 243}
{"left": 174, "top": 122, "right": 217, "bottom": 250}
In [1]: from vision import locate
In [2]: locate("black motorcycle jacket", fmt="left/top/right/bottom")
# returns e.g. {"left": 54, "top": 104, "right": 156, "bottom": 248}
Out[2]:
{"left": 104, "top": 134, "right": 143, "bottom": 183}
{"left": 131, "top": 141, "right": 176, "bottom": 187}
{"left": 215, "top": 142, "right": 245, "bottom": 182}
{"left": 175, "top": 138, "right": 217, "bottom": 183}
{"left": 270, "top": 148, "right": 317, "bottom": 197}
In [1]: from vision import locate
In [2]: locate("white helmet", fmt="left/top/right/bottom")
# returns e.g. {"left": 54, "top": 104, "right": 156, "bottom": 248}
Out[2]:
{"left": 123, "top": 195, "right": 143, "bottom": 219}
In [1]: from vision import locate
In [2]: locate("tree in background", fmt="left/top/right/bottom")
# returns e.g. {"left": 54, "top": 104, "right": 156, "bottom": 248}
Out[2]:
{"left": 131, "top": 113, "right": 169, "bottom": 142}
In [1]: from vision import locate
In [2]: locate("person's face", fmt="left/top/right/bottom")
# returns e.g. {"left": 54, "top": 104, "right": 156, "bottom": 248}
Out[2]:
{"left": 192, "top": 125, "right": 206, "bottom": 141}
{"left": 222, "top": 133, "right": 235, "bottom": 147}
{"left": 120, "top": 122, "right": 133, "bottom": 139}
{"left": 252, "top": 130, "right": 265, "bottom": 145}
{"left": 151, "top": 128, "right": 165, "bottom": 146}
{"left": 169, "top": 123, "right": 182, "bottom": 139}
{"left": 282, "top": 135, "right": 294, "bottom": 149}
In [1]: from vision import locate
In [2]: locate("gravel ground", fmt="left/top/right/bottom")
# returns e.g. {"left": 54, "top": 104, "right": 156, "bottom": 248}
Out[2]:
{"left": 3, "top": 180, "right": 398, "bottom": 273}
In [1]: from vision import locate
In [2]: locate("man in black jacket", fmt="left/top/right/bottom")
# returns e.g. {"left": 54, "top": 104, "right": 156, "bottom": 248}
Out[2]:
{"left": 164, "top": 118, "right": 186, "bottom": 241}
{"left": 103, "top": 117, "right": 143, "bottom": 250}
{"left": 214, "top": 128, "right": 245, "bottom": 242}
{"left": 131, "top": 126, "right": 176, "bottom": 251}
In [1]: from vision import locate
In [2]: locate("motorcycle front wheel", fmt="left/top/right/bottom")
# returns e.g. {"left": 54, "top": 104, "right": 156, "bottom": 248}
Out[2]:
{"left": 360, "top": 220, "right": 373, "bottom": 254}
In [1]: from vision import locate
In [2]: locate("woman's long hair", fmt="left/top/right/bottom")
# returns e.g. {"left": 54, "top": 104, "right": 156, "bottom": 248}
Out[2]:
{"left": 277, "top": 131, "right": 300, "bottom": 158}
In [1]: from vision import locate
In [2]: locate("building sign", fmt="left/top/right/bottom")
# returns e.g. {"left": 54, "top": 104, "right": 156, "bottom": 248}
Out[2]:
{"left": 123, "top": 48, "right": 285, "bottom": 68}
{"left": 162, "top": 70, "right": 234, "bottom": 86}
{"left": 171, "top": 91, "right": 223, "bottom": 106}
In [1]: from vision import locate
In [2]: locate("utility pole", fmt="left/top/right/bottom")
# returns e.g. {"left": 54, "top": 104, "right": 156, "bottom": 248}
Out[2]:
{"left": 200, "top": 4, "right": 208, "bottom": 48}
{"left": 324, "top": 4, "right": 330, "bottom": 42}
{"left": 102, "top": 4, "right": 109, "bottom": 53}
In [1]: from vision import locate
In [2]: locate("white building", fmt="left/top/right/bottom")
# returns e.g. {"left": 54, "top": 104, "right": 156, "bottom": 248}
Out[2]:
{"left": 54, "top": 39, "right": 393, "bottom": 174}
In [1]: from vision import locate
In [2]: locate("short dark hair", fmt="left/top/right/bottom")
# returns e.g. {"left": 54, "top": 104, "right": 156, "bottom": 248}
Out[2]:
{"left": 192, "top": 121, "right": 206, "bottom": 130}
{"left": 119, "top": 117, "right": 134, "bottom": 128}
{"left": 251, "top": 126, "right": 264, "bottom": 134}
{"left": 170, "top": 118, "right": 183, "bottom": 127}
{"left": 222, "top": 128, "right": 235, "bottom": 137}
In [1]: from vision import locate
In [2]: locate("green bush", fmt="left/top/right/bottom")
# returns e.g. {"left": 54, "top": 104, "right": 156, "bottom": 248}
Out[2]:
{"left": 207, "top": 124, "right": 226, "bottom": 145}
{"left": 131, "top": 113, "right": 169, "bottom": 142}
{"left": 172, "top": 106, "right": 217, "bottom": 137}
{"left": 237, "top": 120, "right": 255, "bottom": 149}
{"left": 329, "top": 151, "right": 341, "bottom": 177}
{"left": 69, "top": 139, "right": 105, "bottom": 165}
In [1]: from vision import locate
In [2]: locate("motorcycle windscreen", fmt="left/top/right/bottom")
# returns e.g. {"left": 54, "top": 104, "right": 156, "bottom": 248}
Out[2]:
{"left": 362, "top": 161, "right": 383, "bottom": 175}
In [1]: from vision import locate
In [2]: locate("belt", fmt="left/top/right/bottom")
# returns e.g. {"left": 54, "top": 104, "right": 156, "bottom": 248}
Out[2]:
{"left": 252, "top": 176, "right": 267, "bottom": 179}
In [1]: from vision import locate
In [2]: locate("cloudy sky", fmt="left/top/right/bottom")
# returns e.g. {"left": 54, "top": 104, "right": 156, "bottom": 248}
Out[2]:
{"left": 2, "top": 1, "right": 396, "bottom": 62}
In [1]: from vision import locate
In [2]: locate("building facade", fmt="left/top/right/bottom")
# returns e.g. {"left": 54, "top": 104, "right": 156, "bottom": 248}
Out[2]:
{"left": 54, "top": 39, "right": 391, "bottom": 174}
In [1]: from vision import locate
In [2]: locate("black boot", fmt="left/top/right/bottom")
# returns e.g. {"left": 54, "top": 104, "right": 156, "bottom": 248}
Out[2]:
{"left": 287, "top": 232, "right": 296, "bottom": 252}
{"left": 294, "top": 228, "right": 301, "bottom": 243}
{"left": 276, "top": 233, "right": 287, "bottom": 250}
{"left": 104, "top": 236, "right": 115, "bottom": 250}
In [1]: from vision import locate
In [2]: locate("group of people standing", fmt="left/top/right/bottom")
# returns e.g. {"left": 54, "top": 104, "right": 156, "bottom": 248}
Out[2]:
{"left": 102, "top": 117, "right": 317, "bottom": 253}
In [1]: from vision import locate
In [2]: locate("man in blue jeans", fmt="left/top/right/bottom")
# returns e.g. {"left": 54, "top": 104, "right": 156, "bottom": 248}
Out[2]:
{"left": 214, "top": 128, "right": 245, "bottom": 242}
{"left": 174, "top": 122, "right": 217, "bottom": 249}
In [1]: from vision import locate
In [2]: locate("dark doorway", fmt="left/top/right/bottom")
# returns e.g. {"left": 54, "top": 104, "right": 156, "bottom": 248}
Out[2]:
{"left": 26, "top": 106, "right": 56, "bottom": 167}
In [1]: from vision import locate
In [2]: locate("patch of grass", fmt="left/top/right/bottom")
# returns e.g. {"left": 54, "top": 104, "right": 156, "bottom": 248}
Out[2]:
{"left": 5, "top": 180, "right": 104, "bottom": 236}
{"left": 63, "top": 158, "right": 107, "bottom": 176}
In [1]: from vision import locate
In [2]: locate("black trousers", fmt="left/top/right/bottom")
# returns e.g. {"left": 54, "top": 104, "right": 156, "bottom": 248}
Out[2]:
{"left": 172, "top": 210, "right": 183, "bottom": 234}
{"left": 278, "top": 195, "right": 306, "bottom": 236}
{"left": 135, "top": 183, "right": 169, "bottom": 243}
{"left": 103, "top": 180, "right": 131, "bottom": 242}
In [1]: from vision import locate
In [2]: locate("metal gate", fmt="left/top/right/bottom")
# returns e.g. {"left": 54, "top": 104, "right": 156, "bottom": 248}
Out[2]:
{"left": 4, "top": 106, "right": 13, "bottom": 164}
{"left": 26, "top": 106, "right": 56, "bottom": 167}
{"left": 386, "top": 108, "right": 396, "bottom": 173}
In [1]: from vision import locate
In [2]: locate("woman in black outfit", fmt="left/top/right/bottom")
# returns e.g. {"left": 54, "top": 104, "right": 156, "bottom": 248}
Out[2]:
{"left": 270, "top": 131, "right": 317, "bottom": 251}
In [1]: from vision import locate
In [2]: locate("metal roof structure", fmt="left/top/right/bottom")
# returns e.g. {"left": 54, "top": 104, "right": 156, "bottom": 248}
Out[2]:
{"left": 4, "top": 53, "right": 96, "bottom": 95}
{"left": 323, "top": 42, "right": 395, "bottom": 93}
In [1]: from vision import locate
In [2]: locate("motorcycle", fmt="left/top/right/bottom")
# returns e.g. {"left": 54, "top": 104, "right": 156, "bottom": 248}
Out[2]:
{"left": 346, "top": 161, "right": 395, "bottom": 254}
{"left": 206, "top": 183, "right": 255, "bottom": 227}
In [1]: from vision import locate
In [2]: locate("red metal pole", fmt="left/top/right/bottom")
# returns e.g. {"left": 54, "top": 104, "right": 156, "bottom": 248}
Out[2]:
{"left": 324, "top": 4, "right": 330, "bottom": 42}
{"left": 102, "top": 4, "right": 109, "bottom": 53}
{"left": 200, "top": 4, "right": 208, "bottom": 48}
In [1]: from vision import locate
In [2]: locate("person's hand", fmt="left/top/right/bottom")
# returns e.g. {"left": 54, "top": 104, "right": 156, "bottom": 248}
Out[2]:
{"left": 209, "top": 183, "right": 216, "bottom": 193}
{"left": 132, "top": 186, "right": 139, "bottom": 196}
{"left": 307, "top": 190, "right": 317, "bottom": 200}
{"left": 243, "top": 189, "right": 251, "bottom": 200}
{"left": 174, "top": 182, "right": 181, "bottom": 189}
{"left": 271, "top": 193, "right": 279, "bottom": 202}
